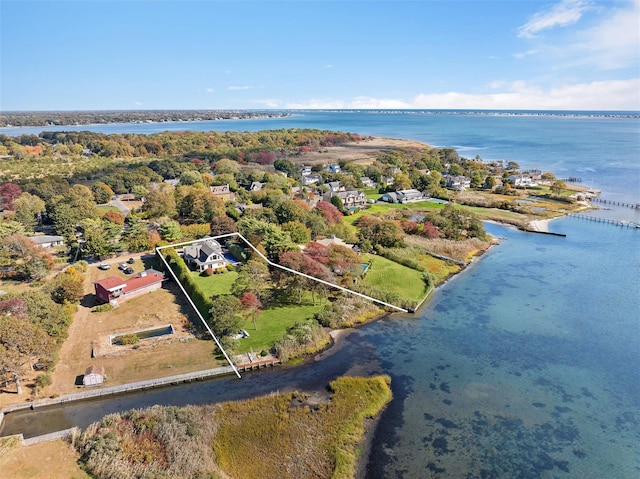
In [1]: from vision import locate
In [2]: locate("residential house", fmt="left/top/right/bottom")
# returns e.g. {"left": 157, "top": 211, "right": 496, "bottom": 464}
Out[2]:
{"left": 325, "top": 163, "right": 341, "bottom": 174}
{"left": 83, "top": 365, "right": 105, "bottom": 387}
{"left": 360, "top": 176, "right": 376, "bottom": 188}
{"left": 396, "top": 189, "right": 425, "bottom": 203}
{"left": 333, "top": 190, "right": 367, "bottom": 210}
{"left": 300, "top": 165, "right": 313, "bottom": 177}
{"left": 326, "top": 181, "right": 345, "bottom": 193}
{"left": 210, "top": 184, "right": 236, "bottom": 202}
{"left": 380, "top": 192, "right": 399, "bottom": 203}
{"left": 509, "top": 174, "right": 538, "bottom": 187}
{"left": 445, "top": 175, "right": 471, "bottom": 191}
{"left": 164, "top": 179, "right": 180, "bottom": 188}
{"left": 27, "top": 235, "right": 64, "bottom": 249}
{"left": 301, "top": 173, "right": 322, "bottom": 185}
{"left": 183, "top": 239, "right": 226, "bottom": 272}
{"left": 249, "top": 181, "right": 264, "bottom": 191}
{"left": 94, "top": 269, "right": 165, "bottom": 304}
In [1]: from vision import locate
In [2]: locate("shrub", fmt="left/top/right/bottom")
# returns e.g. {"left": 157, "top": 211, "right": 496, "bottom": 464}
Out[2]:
{"left": 117, "top": 333, "right": 140, "bottom": 345}
{"left": 93, "top": 303, "right": 113, "bottom": 313}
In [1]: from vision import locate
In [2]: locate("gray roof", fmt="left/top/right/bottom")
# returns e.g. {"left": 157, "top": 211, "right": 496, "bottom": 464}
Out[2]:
{"left": 28, "top": 235, "right": 64, "bottom": 245}
{"left": 184, "top": 239, "right": 223, "bottom": 266}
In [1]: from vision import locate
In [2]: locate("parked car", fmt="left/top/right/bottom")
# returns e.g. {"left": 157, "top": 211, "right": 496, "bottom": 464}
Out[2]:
{"left": 98, "top": 263, "right": 110, "bottom": 270}
{"left": 123, "top": 267, "right": 134, "bottom": 274}
{"left": 118, "top": 263, "right": 127, "bottom": 271}
{"left": 127, "top": 257, "right": 135, "bottom": 264}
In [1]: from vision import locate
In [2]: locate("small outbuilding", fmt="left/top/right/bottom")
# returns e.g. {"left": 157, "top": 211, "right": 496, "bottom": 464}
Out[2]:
{"left": 83, "top": 365, "right": 105, "bottom": 387}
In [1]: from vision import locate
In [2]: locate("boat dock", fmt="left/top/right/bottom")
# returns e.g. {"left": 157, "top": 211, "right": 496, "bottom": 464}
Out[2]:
{"left": 567, "top": 213, "right": 640, "bottom": 228}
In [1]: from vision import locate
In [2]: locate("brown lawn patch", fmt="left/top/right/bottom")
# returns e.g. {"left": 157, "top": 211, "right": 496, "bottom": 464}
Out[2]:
{"left": 0, "top": 439, "right": 89, "bottom": 479}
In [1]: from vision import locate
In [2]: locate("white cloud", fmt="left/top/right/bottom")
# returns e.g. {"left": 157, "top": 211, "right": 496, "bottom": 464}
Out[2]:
{"left": 325, "top": 64, "right": 334, "bottom": 69}
{"left": 206, "top": 88, "right": 214, "bottom": 93}
{"left": 228, "top": 85, "right": 251, "bottom": 90}
{"left": 284, "top": 79, "right": 639, "bottom": 111}
{"left": 572, "top": 0, "right": 640, "bottom": 69}
{"left": 410, "top": 79, "right": 639, "bottom": 110}
{"left": 513, "top": 49, "right": 539, "bottom": 59}
{"left": 518, "top": 0, "right": 591, "bottom": 38}
{"left": 134, "top": 101, "right": 142, "bottom": 106}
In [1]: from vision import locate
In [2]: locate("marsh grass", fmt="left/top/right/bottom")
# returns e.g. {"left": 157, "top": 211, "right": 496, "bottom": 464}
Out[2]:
{"left": 214, "top": 375, "right": 392, "bottom": 479}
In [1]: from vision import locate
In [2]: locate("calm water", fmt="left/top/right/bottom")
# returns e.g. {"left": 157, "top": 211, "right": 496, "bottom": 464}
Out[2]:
{"left": 1, "top": 111, "right": 639, "bottom": 477}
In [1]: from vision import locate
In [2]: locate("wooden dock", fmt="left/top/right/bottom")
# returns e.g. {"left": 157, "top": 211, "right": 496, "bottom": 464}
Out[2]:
{"left": 567, "top": 213, "right": 640, "bottom": 228}
{"left": 591, "top": 198, "right": 640, "bottom": 209}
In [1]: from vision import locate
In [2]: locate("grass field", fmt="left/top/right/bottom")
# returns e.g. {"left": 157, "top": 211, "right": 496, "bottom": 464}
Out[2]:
{"left": 361, "top": 254, "right": 427, "bottom": 303}
{"left": 236, "top": 302, "right": 324, "bottom": 354}
{"left": 189, "top": 270, "right": 238, "bottom": 297}
{"left": 345, "top": 200, "right": 444, "bottom": 225}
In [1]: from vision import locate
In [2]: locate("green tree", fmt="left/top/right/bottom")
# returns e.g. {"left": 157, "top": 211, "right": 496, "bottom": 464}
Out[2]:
{"left": 12, "top": 192, "right": 45, "bottom": 232}
{"left": 550, "top": 180, "right": 566, "bottom": 196}
{"left": 122, "top": 216, "right": 151, "bottom": 252}
{"left": 82, "top": 218, "right": 115, "bottom": 258}
{"left": 208, "top": 295, "right": 243, "bottom": 337}
{"left": 142, "top": 189, "right": 177, "bottom": 219}
{"left": 47, "top": 266, "right": 84, "bottom": 304}
{"left": 91, "top": 182, "right": 114, "bottom": 204}
{"left": 159, "top": 221, "right": 183, "bottom": 242}
{"left": 231, "top": 259, "right": 271, "bottom": 300}
{"left": 393, "top": 172, "right": 412, "bottom": 191}
{"left": 282, "top": 220, "right": 311, "bottom": 244}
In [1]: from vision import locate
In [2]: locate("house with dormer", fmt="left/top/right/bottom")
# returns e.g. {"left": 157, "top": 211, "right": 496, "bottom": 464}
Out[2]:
{"left": 183, "top": 238, "right": 226, "bottom": 272}
{"left": 210, "top": 184, "right": 235, "bottom": 202}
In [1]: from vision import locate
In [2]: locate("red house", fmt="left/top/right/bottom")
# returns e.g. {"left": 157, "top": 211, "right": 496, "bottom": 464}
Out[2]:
{"left": 94, "top": 269, "right": 165, "bottom": 304}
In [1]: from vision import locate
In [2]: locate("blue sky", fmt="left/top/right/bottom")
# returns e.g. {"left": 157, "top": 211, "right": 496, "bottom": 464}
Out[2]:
{"left": 1, "top": 0, "right": 639, "bottom": 111}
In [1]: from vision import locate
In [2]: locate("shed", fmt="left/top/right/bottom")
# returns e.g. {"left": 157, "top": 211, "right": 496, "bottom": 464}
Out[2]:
{"left": 83, "top": 365, "right": 105, "bottom": 386}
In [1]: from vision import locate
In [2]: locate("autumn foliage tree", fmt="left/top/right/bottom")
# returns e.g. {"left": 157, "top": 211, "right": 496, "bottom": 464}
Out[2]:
{"left": 239, "top": 292, "right": 262, "bottom": 330}
{"left": 315, "top": 201, "right": 343, "bottom": 226}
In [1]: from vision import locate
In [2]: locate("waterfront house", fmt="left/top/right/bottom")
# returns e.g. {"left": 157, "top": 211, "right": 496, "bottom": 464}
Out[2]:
{"left": 183, "top": 238, "right": 226, "bottom": 272}
{"left": 509, "top": 174, "right": 538, "bottom": 187}
{"left": 94, "top": 269, "right": 165, "bottom": 304}
{"left": 83, "top": 365, "right": 105, "bottom": 387}
{"left": 325, "top": 163, "right": 341, "bottom": 174}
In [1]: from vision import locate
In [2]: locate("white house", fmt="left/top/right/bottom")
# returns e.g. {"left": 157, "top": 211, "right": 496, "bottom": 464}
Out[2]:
{"left": 27, "top": 235, "right": 64, "bottom": 248}
{"left": 509, "top": 174, "right": 538, "bottom": 187}
{"left": 183, "top": 239, "right": 226, "bottom": 272}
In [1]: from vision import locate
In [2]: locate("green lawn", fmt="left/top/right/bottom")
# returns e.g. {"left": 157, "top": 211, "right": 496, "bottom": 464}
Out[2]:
{"left": 189, "top": 270, "right": 239, "bottom": 297}
{"left": 361, "top": 254, "right": 427, "bottom": 303}
{"left": 345, "top": 200, "right": 443, "bottom": 225}
{"left": 236, "top": 302, "right": 324, "bottom": 354}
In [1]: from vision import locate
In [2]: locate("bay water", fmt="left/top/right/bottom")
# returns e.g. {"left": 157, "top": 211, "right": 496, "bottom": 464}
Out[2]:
{"left": 1, "top": 111, "right": 638, "bottom": 477}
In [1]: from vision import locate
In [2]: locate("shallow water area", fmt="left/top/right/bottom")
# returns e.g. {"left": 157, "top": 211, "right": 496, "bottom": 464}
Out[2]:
{"left": 364, "top": 219, "right": 640, "bottom": 478}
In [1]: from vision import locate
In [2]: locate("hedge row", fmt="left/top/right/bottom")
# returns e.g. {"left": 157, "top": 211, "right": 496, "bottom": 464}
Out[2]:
{"left": 161, "top": 249, "right": 213, "bottom": 320}
{"left": 375, "top": 246, "right": 427, "bottom": 272}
